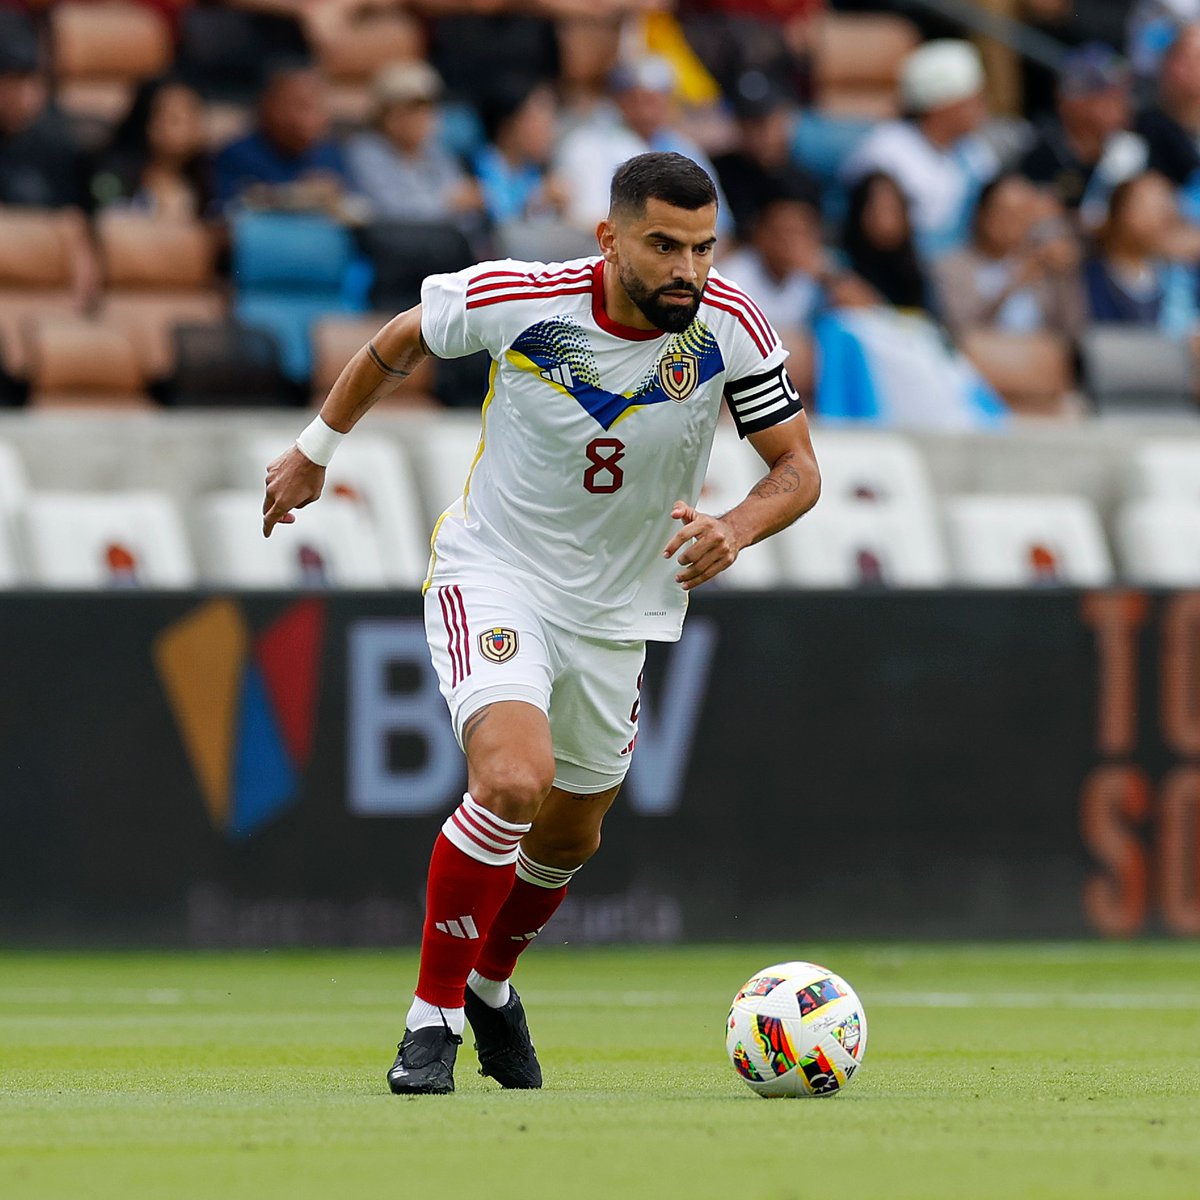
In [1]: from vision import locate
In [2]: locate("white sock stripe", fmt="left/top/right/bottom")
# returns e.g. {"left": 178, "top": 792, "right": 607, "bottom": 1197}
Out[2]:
{"left": 447, "top": 810, "right": 519, "bottom": 858}
{"left": 461, "top": 794, "right": 531, "bottom": 838}
{"left": 453, "top": 807, "right": 523, "bottom": 851}
{"left": 515, "top": 850, "right": 579, "bottom": 889}
{"left": 441, "top": 816, "right": 520, "bottom": 866}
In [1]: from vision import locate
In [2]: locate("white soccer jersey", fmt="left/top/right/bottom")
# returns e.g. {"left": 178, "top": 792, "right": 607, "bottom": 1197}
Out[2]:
{"left": 420, "top": 256, "right": 801, "bottom": 641}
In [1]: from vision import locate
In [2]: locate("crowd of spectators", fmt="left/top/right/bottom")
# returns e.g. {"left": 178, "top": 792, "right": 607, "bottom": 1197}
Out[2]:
{"left": 2, "top": 0, "right": 1200, "bottom": 426}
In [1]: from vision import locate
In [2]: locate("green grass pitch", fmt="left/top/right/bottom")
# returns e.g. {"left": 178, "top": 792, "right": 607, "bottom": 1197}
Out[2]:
{"left": 2, "top": 943, "right": 1198, "bottom": 1200}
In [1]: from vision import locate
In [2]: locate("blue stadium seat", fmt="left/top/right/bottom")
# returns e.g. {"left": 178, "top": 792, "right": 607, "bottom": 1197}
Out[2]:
{"left": 231, "top": 214, "right": 371, "bottom": 382}
{"left": 792, "top": 112, "right": 873, "bottom": 225}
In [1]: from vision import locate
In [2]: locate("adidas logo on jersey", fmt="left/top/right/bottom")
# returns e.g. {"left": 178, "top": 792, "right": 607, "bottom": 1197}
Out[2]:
{"left": 539, "top": 362, "right": 573, "bottom": 389}
{"left": 435, "top": 915, "right": 480, "bottom": 939}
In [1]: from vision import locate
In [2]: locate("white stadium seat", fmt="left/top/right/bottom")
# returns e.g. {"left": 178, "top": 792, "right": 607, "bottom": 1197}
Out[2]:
{"left": 1128, "top": 440, "right": 1200, "bottom": 501}
{"left": 0, "top": 441, "right": 30, "bottom": 585}
{"left": 0, "top": 519, "right": 22, "bottom": 586}
{"left": 943, "top": 494, "right": 1114, "bottom": 586}
{"left": 1116, "top": 497, "right": 1200, "bottom": 586}
{"left": 0, "top": 440, "right": 29, "bottom": 517}
{"left": 196, "top": 490, "right": 387, "bottom": 588}
{"left": 774, "top": 430, "right": 950, "bottom": 586}
{"left": 808, "top": 430, "right": 940, "bottom": 513}
{"left": 23, "top": 490, "right": 196, "bottom": 587}
{"left": 406, "top": 415, "right": 483, "bottom": 529}
{"left": 698, "top": 427, "right": 782, "bottom": 587}
{"left": 775, "top": 499, "right": 951, "bottom": 587}
{"left": 239, "top": 434, "right": 429, "bottom": 587}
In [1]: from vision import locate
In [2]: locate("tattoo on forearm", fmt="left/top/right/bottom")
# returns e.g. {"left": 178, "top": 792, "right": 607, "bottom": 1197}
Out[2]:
{"left": 366, "top": 340, "right": 413, "bottom": 379}
{"left": 462, "top": 706, "right": 493, "bottom": 753}
{"left": 750, "top": 452, "right": 802, "bottom": 500}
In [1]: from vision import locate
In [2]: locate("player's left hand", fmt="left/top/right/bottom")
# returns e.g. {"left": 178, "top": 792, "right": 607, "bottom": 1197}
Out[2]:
{"left": 663, "top": 501, "right": 740, "bottom": 590}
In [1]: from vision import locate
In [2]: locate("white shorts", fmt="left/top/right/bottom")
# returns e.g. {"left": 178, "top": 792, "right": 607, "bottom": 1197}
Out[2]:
{"left": 424, "top": 580, "right": 646, "bottom": 794}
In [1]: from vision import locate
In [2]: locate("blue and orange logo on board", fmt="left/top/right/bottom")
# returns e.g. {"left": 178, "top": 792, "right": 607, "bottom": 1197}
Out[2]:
{"left": 153, "top": 599, "right": 325, "bottom": 840}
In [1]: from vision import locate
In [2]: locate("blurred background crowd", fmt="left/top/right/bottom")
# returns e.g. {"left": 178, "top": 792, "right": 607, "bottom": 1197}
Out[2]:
{"left": 2, "top": 0, "right": 1200, "bottom": 424}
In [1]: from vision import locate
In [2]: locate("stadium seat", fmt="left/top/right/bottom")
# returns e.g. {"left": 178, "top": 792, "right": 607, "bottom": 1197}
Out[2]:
{"left": 0, "top": 519, "right": 21, "bottom": 587}
{"left": 807, "top": 430, "right": 940, "bottom": 513}
{"left": 814, "top": 14, "right": 920, "bottom": 118}
{"left": 312, "top": 11, "right": 422, "bottom": 82}
{"left": 98, "top": 214, "right": 217, "bottom": 290}
{"left": 0, "top": 441, "right": 29, "bottom": 586}
{"left": 698, "top": 427, "right": 783, "bottom": 587}
{"left": 25, "top": 315, "right": 150, "bottom": 408}
{"left": 195, "top": 490, "right": 387, "bottom": 588}
{"left": 310, "top": 314, "right": 437, "bottom": 406}
{"left": 23, "top": 490, "right": 196, "bottom": 588}
{"left": 232, "top": 214, "right": 370, "bottom": 382}
{"left": 238, "top": 434, "right": 430, "bottom": 587}
{"left": 160, "top": 321, "right": 297, "bottom": 408}
{"left": 0, "top": 209, "right": 83, "bottom": 376}
{"left": 176, "top": 6, "right": 305, "bottom": 104}
{"left": 1116, "top": 497, "right": 1200, "bottom": 585}
{"left": 943, "top": 494, "right": 1114, "bottom": 586}
{"left": 960, "top": 330, "right": 1075, "bottom": 417}
{"left": 775, "top": 499, "right": 952, "bottom": 587}
{"left": 1127, "top": 439, "right": 1200, "bottom": 500}
{"left": 1082, "top": 325, "right": 1197, "bottom": 415}
{"left": 495, "top": 223, "right": 598, "bottom": 266}
{"left": 51, "top": 1, "right": 172, "bottom": 125}
{"left": 97, "top": 214, "right": 226, "bottom": 380}
{"left": 773, "top": 430, "right": 950, "bottom": 585}
{"left": 406, "top": 416, "right": 484, "bottom": 530}
{"left": 357, "top": 220, "right": 475, "bottom": 314}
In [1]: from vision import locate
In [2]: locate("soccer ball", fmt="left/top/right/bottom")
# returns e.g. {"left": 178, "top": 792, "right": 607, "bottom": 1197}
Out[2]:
{"left": 725, "top": 961, "right": 867, "bottom": 1098}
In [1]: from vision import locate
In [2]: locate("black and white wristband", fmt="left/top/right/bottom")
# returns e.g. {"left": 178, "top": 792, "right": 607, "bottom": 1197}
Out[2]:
{"left": 295, "top": 415, "right": 344, "bottom": 467}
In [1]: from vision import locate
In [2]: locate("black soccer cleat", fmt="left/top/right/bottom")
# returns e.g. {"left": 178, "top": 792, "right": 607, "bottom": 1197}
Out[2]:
{"left": 464, "top": 984, "right": 543, "bottom": 1089}
{"left": 386, "top": 1024, "right": 463, "bottom": 1095}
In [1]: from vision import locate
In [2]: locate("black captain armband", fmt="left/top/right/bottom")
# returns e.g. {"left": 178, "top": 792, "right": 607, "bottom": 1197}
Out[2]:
{"left": 724, "top": 363, "right": 805, "bottom": 438}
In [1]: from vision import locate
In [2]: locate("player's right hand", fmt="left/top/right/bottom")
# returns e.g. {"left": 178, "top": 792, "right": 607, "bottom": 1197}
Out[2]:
{"left": 262, "top": 446, "right": 326, "bottom": 538}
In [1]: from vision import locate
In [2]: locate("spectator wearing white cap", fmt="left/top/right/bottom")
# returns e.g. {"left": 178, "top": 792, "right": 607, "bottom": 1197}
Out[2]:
{"left": 842, "top": 39, "right": 999, "bottom": 261}
{"left": 554, "top": 55, "right": 731, "bottom": 234}
{"left": 345, "top": 62, "right": 483, "bottom": 227}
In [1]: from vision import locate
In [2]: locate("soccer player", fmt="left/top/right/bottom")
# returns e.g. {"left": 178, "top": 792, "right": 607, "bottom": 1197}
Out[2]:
{"left": 262, "top": 152, "right": 820, "bottom": 1094}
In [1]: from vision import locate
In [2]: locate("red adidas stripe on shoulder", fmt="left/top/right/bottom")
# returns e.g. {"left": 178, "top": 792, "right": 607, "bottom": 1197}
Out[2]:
{"left": 466, "top": 265, "right": 592, "bottom": 294}
{"left": 466, "top": 267, "right": 593, "bottom": 300}
{"left": 466, "top": 284, "right": 593, "bottom": 311}
{"left": 700, "top": 293, "right": 771, "bottom": 357}
{"left": 705, "top": 276, "right": 777, "bottom": 351}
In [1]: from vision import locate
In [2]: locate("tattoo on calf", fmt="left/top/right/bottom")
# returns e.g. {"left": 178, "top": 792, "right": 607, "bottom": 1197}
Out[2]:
{"left": 366, "top": 340, "right": 413, "bottom": 379}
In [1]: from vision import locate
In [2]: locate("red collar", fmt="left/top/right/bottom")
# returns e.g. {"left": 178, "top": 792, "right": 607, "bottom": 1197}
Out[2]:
{"left": 590, "top": 260, "right": 665, "bottom": 341}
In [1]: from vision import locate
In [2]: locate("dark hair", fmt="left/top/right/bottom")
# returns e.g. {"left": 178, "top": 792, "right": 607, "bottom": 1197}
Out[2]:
{"left": 478, "top": 76, "right": 545, "bottom": 145}
{"left": 971, "top": 171, "right": 1024, "bottom": 237}
{"left": 91, "top": 75, "right": 212, "bottom": 212}
{"left": 842, "top": 171, "right": 928, "bottom": 310}
{"left": 609, "top": 152, "right": 718, "bottom": 218}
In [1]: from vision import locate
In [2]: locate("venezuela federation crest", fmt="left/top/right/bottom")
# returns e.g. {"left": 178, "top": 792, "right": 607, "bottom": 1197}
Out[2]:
{"left": 479, "top": 627, "right": 519, "bottom": 663}
{"left": 657, "top": 351, "right": 699, "bottom": 403}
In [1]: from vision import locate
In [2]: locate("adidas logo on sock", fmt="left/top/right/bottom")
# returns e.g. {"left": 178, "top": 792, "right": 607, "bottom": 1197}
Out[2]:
{"left": 435, "top": 915, "right": 480, "bottom": 939}
{"left": 509, "top": 924, "right": 545, "bottom": 943}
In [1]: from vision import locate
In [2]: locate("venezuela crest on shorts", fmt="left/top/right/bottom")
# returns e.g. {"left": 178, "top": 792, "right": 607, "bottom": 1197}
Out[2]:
{"left": 657, "top": 351, "right": 699, "bottom": 402}
{"left": 479, "top": 627, "right": 519, "bottom": 663}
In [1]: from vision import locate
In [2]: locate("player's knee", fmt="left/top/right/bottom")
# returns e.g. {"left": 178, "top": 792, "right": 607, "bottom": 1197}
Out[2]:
{"left": 471, "top": 758, "right": 555, "bottom": 824}
{"left": 537, "top": 826, "right": 602, "bottom": 866}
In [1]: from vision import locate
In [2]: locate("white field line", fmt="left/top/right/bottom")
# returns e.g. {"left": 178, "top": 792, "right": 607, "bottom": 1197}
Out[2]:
{"left": 1, "top": 988, "right": 1200, "bottom": 1011}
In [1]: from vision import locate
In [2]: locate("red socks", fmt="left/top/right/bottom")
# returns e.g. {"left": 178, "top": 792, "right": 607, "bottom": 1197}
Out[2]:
{"left": 415, "top": 795, "right": 530, "bottom": 1009}
{"left": 474, "top": 849, "right": 578, "bottom": 984}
